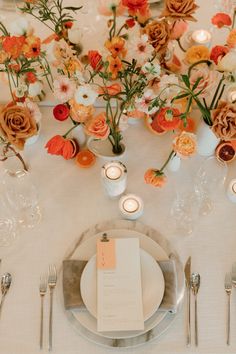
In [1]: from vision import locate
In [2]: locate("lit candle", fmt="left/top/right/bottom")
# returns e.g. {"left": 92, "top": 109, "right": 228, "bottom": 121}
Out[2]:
{"left": 228, "top": 90, "right": 236, "bottom": 103}
{"left": 227, "top": 179, "right": 236, "bottom": 203}
{"left": 101, "top": 161, "right": 127, "bottom": 198}
{"left": 191, "top": 29, "right": 212, "bottom": 47}
{"left": 119, "top": 194, "right": 144, "bottom": 220}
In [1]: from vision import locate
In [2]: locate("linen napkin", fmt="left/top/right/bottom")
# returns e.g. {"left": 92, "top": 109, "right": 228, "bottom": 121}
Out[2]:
{"left": 63, "top": 257, "right": 177, "bottom": 313}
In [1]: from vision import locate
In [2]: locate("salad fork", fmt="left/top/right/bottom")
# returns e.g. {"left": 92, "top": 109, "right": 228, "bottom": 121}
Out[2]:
{"left": 48, "top": 265, "right": 57, "bottom": 351}
{"left": 225, "top": 272, "right": 232, "bottom": 346}
{"left": 39, "top": 275, "right": 47, "bottom": 350}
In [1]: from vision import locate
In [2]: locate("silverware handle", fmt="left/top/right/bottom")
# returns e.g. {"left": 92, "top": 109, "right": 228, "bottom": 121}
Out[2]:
{"left": 186, "top": 287, "right": 191, "bottom": 346}
{"left": 40, "top": 296, "right": 44, "bottom": 350}
{"left": 227, "top": 294, "right": 230, "bottom": 346}
{"left": 195, "top": 296, "right": 198, "bottom": 347}
{"left": 49, "top": 289, "right": 53, "bottom": 351}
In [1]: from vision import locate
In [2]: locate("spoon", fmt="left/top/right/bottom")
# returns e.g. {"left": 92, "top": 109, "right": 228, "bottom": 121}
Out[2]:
{"left": 0, "top": 273, "right": 12, "bottom": 317}
{"left": 191, "top": 272, "right": 200, "bottom": 346}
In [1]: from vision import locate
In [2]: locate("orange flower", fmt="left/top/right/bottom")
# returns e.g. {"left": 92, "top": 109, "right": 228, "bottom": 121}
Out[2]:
{"left": 144, "top": 169, "right": 167, "bottom": 187}
{"left": 185, "top": 45, "right": 210, "bottom": 64}
{"left": 173, "top": 131, "right": 197, "bottom": 157}
{"left": 107, "top": 55, "right": 123, "bottom": 79}
{"left": 122, "top": 0, "right": 149, "bottom": 16}
{"left": 42, "top": 33, "right": 59, "bottom": 44}
{"left": 23, "top": 36, "right": 41, "bottom": 58}
{"left": 2, "top": 36, "right": 25, "bottom": 59}
{"left": 85, "top": 112, "right": 110, "bottom": 140}
{"left": 98, "top": 83, "right": 122, "bottom": 96}
{"left": 211, "top": 13, "right": 232, "bottom": 28}
{"left": 154, "top": 107, "right": 181, "bottom": 131}
{"left": 105, "top": 36, "right": 126, "bottom": 58}
{"left": 65, "top": 59, "right": 83, "bottom": 74}
{"left": 227, "top": 29, "right": 236, "bottom": 48}
{"left": 178, "top": 117, "right": 195, "bottom": 133}
{"left": 45, "top": 135, "right": 78, "bottom": 159}
{"left": 69, "top": 99, "right": 94, "bottom": 123}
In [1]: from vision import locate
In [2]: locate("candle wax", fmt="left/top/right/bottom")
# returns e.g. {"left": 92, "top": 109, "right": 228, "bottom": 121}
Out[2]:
{"left": 105, "top": 166, "right": 122, "bottom": 180}
{"left": 122, "top": 198, "right": 139, "bottom": 213}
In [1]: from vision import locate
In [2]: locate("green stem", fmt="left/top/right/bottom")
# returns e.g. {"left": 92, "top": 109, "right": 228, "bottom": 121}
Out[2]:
{"left": 188, "top": 60, "right": 212, "bottom": 77}
{"left": 63, "top": 122, "right": 79, "bottom": 138}
{"left": 159, "top": 150, "right": 175, "bottom": 174}
{"left": 176, "top": 38, "right": 186, "bottom": 53}
{"left": 210, "top": 75, "right": 224, "bottom": 109}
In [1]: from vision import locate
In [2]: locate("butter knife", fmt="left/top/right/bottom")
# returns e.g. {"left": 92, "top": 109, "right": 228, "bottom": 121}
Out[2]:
{"left": 184, "top": 257, "right": 191, "bottom": 346}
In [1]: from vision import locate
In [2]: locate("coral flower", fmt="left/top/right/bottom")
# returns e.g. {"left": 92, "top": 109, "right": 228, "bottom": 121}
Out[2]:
{"left": 210, "top": 45, "right": 229, "bottom": 64}
{"left": 98, "top": 83, "right": 122, "bottom": 96}
{"left": 45, "top": 135, "right": 65, "bottom": 155}
{"left": 85, "top": 112, "right": 110, "bottom": 140}
{"left": 23, "top": 36, "right": 41, "bottom": 58}
{"left": 155, "top": 107, "right": 181, "bottom": 131}
{"left": 144, "top": 169, "right": 167, "bottom": 187}
{"left": 211, "top": 13, "right": 232, "bottom": 28}
{"left": 227, "top": 29, "right": 236, "bottom": 48}
{"left": 185, "top": 45, "right": 210, "bottom": 64}
{"left": 2, "top": 36, "right": 25, "bottom": 59}
{"left": 88, "top": 50, "right": 103, "bottom": 71}
{"left": 69, "top": 99, "right": 94, "bottom": 123}
{"left": 122, "top": 0, "right": 148, "bottom": 16}
{"left": 107, "top": 55, "right": 123, "bottom": 79}
{"left": 26, "top": 71, "right": 37, "bottom": 83}
{"left": 61, "top": 139, "right": 77, "bottom": 160}
{"left": 173, "top": 131, "right": 197, "bottom": 157}
{"left": 105, "top": 36, "right": 126, "bottom": 58}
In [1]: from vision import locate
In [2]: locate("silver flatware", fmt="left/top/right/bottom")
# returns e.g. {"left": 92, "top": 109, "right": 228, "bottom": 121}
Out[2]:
{"left": 191, "top": 273, "right": 200, "bottom": 347}
{"left": 48, "top": 264, "right": 57, "bottom": 351}
{"left": 0, "top": 272, "right": 12, "bottom": 317}
{"left": 39, "top": 275, "right": 47, "bottom": 350}
{"left": 184, "top": 256, "right": 191, "bottom": 346}
{"left": 225, "top": 272, "right": 232, "bottom": 346}
{"left": 232, "top": 263, "right": 236, "bottom": 289}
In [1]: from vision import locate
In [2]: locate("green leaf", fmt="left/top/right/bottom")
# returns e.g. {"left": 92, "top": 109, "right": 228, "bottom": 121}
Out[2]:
{"left": 192, "top": 76, "right": 203, "bottom": 91}
{"left": 64, "top": 6, "right": 82, "bottom": 11}
{"left": 181, "top": 74, "right": 190, "bottom": 88}
{"left": 171, "top": 92, "right": 189, "bottom": 103}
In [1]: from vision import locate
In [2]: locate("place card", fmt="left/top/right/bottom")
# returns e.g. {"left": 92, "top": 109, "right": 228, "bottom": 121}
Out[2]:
{"left": 97, "top": 238, "right": 144, "bottom": 332}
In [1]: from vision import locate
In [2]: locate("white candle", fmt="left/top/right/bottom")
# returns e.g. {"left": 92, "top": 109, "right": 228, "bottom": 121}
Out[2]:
{"left": 227, "top": 179, "right": 236, "bottom": 203}
{"left": 101, "top": 161, "right": 127, "bottom": 198}
{"left": 119, "top": 194, "right": 144, "bottom": 220}
{"left": 228, "top": 91, "right": 236, "bottom": 103}
{"left": 191, "top": 29, "right": 212, "bottom": 47}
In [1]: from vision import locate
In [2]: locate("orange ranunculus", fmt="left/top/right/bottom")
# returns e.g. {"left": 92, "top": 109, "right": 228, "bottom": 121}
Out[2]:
{"left": 211, "top": 13, "right": 232, "bottom": 28}
{"left": 122, "top": 0, "right": 148, "bottom": 16}
{"left": 210, "top": 45, "right": 229, "bottom": 64}
{"left": 107, "top": 55, "right": 123, "bottom": 80}
{"left": 98, "top": 83, "right": 122, "bottom": 96}
{"left": 144, "top": 169, "right": 167, "bottom": 187}
{"left": 227, "top": 29, "right": 236, "bottom": 48}
{"left": 105, "top": 36, "right": 126, "bottom": 58}
{"left": 154, "top": 107, "right": 181, "bottom": 131}
{"left": 178, "top": 117, "right": 195, "bottom": 133}
{"left": 173, "top": 131, "right": 197, "bottom": 157}
{"left": 23, "top": 35, "right": 41, "bottom": 58}
{"left": 185, "top": 45, "right": 210, "bottom": 64}
{"left": 85, "top": 112, "right": 110, "bottom": 140}
{"left": 2, "top": 36, "right": 25, "bottom": 59}
{"left": 88, "top": 50, "right": 103, "bottom": 71}
{"left": 69, "top": 99, "right": 94, "bottom": 123}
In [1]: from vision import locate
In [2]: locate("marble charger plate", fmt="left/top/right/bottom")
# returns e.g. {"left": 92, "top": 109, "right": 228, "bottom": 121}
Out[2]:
{"left": 59, "top": 220, "right": 185, "bottom": 348}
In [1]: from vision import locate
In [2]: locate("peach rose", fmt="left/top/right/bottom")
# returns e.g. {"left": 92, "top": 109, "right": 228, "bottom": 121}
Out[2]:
{"left": 69, "top": 99, "right": 94, "bottom": 123}
{"left": 144, "top": 20, "right": 170, "bottom": 54}
{"left": 170, "top": 20, "right": 189, "bottom": 40}
{"left": 173, "top": 131, "right": 197, "bottom": 157}
{"left": 211, "top": 101, "right": 236, "bottom": 140}
{"left": 161, "top": 0, "right": 199, "bottom": 21}
{"left": 144, "top": 169, "right": 167, "bottom": 187}
{"left": 0, "top": 104, "right": 37, "bottom": 149}
{"left": 85, "top": 112, "right": 110, "bottom": 140}
{"left": 227, "top": 29, "right": 236, "bottom": 48}
{"left": 185, "top": 45, "right": 210, "bottom": 64}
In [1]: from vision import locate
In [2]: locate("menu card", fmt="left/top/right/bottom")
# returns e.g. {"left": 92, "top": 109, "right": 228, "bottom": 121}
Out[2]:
{"left": 97, "top": 238, "right": 144, "bottom": 332}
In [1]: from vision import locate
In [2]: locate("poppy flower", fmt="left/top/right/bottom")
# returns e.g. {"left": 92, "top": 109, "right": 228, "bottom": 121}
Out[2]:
{"left": 105, "top": 36, "right": 126, "bottom": 58}
{"left": 2, "top": 36, "right": 25, "bottom": 59}
{"left": 23, "top": 36, "right": 41, "bottom": 58}
{"left": 107, "top": 56, "right": 123, "bottom": 79}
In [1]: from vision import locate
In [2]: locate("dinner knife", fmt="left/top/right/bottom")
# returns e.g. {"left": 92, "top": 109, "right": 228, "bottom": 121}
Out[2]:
{"left": 184, "top": 256, "right": 191, "bottom": 346}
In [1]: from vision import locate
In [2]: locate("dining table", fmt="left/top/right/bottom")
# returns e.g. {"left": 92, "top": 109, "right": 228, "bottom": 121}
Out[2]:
{"left": 0, "top": 0, "right": 236, "bottom": 353}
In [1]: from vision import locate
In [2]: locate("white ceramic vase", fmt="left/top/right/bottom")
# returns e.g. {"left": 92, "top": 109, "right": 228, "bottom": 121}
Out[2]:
{"left": 71, "top": 124, "right": 87, "bottom": 147}
{"left": 87, "top": 137, "right": 126, "bottom": 161}
{"left": 167, "top": 155, "right": 181, "bottom": 172}
{"left": 25, "top": 121, "right": 41, "bottom": 146}
{"left": 196, "top": 121, "right": 220, "bottom": 157}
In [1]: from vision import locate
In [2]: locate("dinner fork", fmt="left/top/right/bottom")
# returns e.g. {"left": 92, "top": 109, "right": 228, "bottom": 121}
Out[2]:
{"left": 225, "top": 272, "right": 232, "bottom": 346}
{"left": 39, "top": 275, "right": 47, "bottom": 350}
{"left": 48, "top": 264, "right": 57, "bottom": 351}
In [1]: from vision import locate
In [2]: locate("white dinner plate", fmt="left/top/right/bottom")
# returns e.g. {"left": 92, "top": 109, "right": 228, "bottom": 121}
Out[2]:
{"left": 80, "top": 249, "right": 165, "bottom": 322}
{"left": 70, "top": 228, "right": 169, "bottom": 339}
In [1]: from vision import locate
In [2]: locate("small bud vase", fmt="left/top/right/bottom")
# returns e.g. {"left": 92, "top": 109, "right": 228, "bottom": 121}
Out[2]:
{"left": 196, "top": 121, "right": 220, "bottom": 157}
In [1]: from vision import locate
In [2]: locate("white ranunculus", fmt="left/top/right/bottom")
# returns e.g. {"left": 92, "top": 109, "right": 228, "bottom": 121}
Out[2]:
{"left": 9, "top": 17, "right": 31, "bottom": 36}
{"left": 217, "top": 51, "right": 236, "bottom": 72}
{"left": 68, "top": 25, "right": 82, "bottom": 44}
{"left": 28, "top": 82, "right": 43, "bottom": 97}
{"left": 74, "top": 85, "right": 98, "bottom": 106}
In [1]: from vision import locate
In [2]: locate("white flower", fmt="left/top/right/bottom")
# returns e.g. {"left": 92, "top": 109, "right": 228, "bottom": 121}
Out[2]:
{"left": 142, "top": 61, "right": 161, "bottom": 78}
{"left": 53, "top": 76, "right": 76, "bottom": 102}
{"left": 15, "top": 84, "right": 27, "bottom": 98}
{"left": 135, "top": 89, "right": 158, "bottom": 115}
{"left": 217, "top": 50, "right": 236, "bottom": 72}
{"left": 74, "top": 85, "right": 98, "bottom": 106}
{"left": 28, "top": 81, "right": 43, "bottom": 97}
{"left": 127, "top": 34, "right": 154, "bottom": 65}
{"left": 24, "top": 99, "right": 42, "bottom": 123}
{"left": 43, "top": 41, "right": 57, "bottom": 63}
{"left": 68, "top": 24, "right": 82, "bottom": 44}
{"left": 158, "top": 74, "right": 180, "bottom": 99}
{"left": 9, "top": 17, "right": 32, "bottom": 36}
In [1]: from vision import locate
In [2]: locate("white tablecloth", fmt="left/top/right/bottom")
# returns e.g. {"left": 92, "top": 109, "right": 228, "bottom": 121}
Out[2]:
{"left": 1, "top": 1, "right": 236, "bottom": 353}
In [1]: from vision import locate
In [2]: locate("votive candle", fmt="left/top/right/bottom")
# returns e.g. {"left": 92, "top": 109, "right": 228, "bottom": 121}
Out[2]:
{"left": 119, "top": 194, "right": 144, "bottom": 220}
{"left": 101, "top": 161, "right": 127, "bottom": 198}
{"left": 227, "top": 179, "right": 236, "bottom": 203}
{"left": 191, "top": 29, "right": 212, "bottom": 47}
